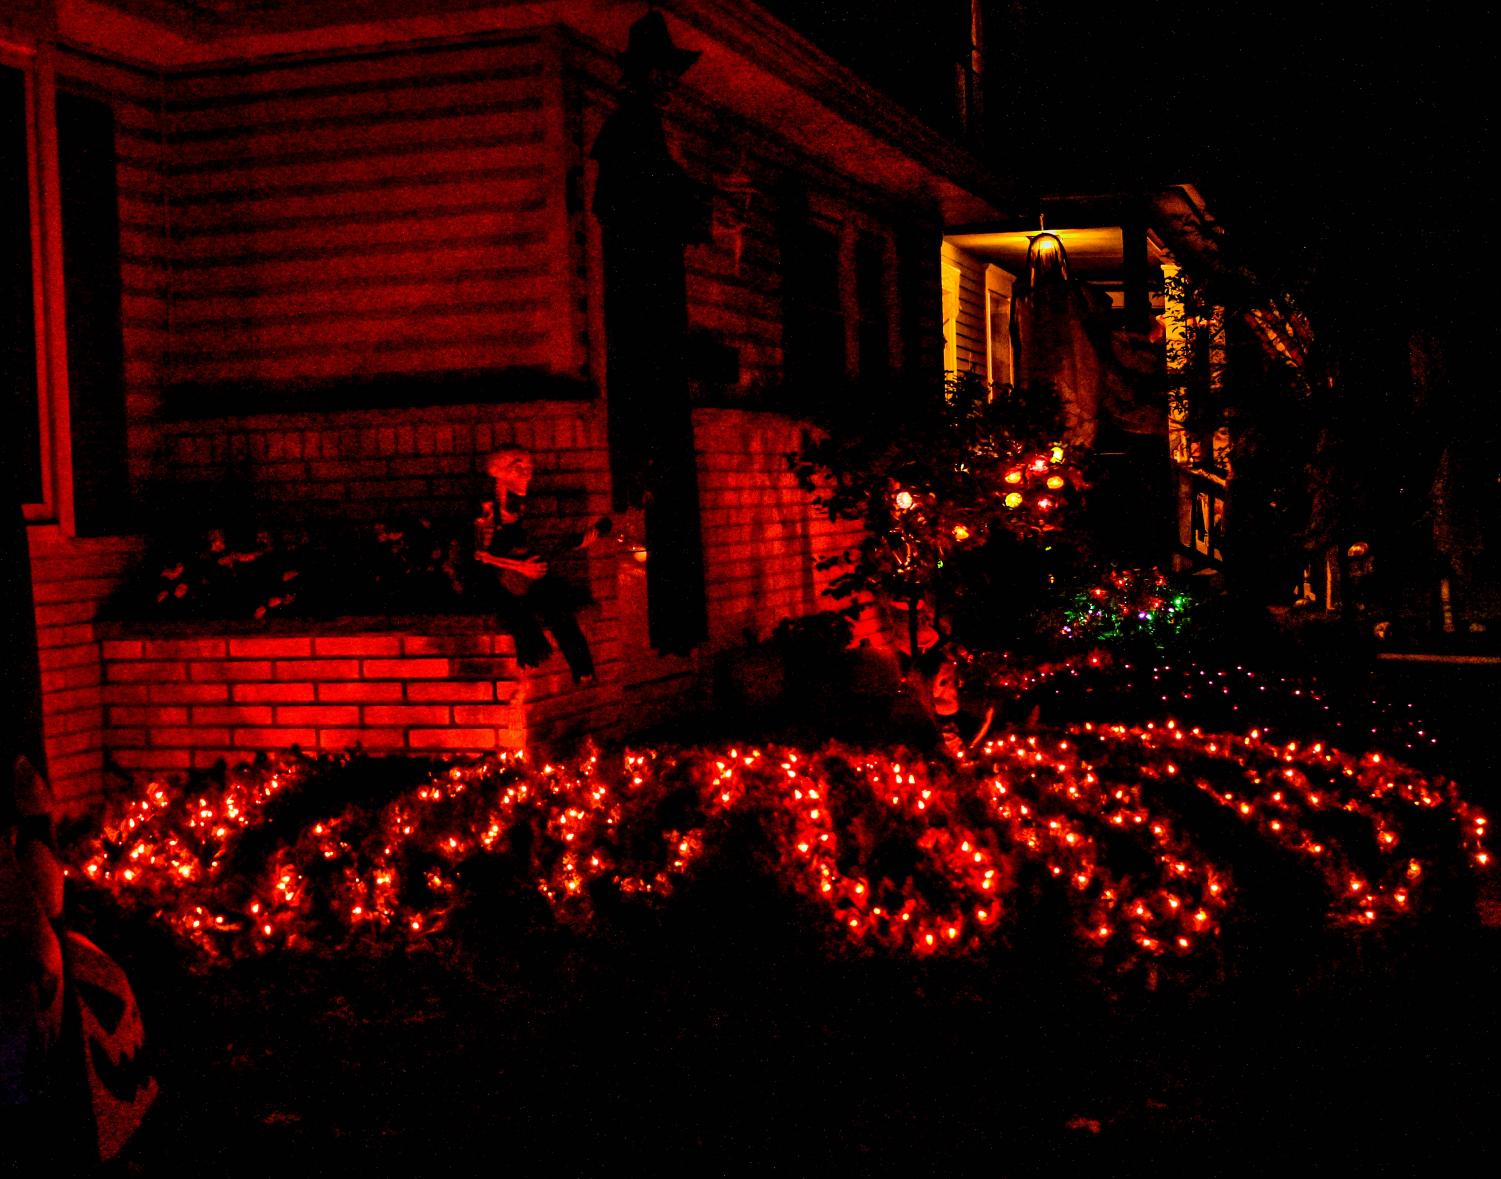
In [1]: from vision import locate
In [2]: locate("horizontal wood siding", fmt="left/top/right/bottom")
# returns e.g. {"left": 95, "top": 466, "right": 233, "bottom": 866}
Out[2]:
{"left": 940, "top": 240, "right": 986, "bottom": 376}
{"left": 569, "top": 42, "right": 914, "bottom": 403}
{"left": 163, "top": 36, "right": 570, "bottom": 399}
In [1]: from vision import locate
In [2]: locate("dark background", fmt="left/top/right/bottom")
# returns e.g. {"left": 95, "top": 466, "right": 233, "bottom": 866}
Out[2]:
{"left": 761, "top": 0, "right": 1496, "bottom": 615}
{"left": 762, "top": 1, "right": 1489, "bottom": 323}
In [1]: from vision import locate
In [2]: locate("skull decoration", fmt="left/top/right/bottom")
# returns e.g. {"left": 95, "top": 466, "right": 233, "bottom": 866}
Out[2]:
{"left": 63, "top": 931, "right": 158, "bottom": 1161}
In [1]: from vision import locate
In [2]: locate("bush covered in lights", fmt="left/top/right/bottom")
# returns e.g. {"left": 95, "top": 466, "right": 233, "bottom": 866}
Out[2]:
{"left": 70, "top": 657, "right": 1489, "bottom": 975}
{"left": 1048, "top": 567, "right": 1197, "bottom": 647}
{"left": 789, "top": 372, "right": 1086, "bottom": 655}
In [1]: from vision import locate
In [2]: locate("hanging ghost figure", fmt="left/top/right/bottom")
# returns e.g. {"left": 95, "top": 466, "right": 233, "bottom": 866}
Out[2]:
{"left": 1, "top": 758, "right": 156, "bottom": 1163}
{"left": 1011, "top": 231, "right": 1164, "bottom": 449}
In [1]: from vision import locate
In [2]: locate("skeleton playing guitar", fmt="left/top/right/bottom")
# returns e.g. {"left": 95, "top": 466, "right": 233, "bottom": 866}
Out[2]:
{"left": 475, "top": 514, "right": 613, "bottom": 596}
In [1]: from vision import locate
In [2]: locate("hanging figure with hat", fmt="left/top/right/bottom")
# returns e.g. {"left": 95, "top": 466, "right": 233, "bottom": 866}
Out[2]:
{"left": 590, "top": 8, "right": 712, "bottom": 657}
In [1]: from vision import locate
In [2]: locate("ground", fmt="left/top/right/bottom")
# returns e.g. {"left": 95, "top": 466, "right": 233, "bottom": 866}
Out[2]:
{"left": 100, "top": 860, "right": 1498, "bottom": 1173}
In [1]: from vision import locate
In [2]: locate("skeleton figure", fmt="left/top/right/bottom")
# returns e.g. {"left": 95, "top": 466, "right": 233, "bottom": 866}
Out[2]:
{"left": 475, "top": 447, "right": 597, "bottom": 683}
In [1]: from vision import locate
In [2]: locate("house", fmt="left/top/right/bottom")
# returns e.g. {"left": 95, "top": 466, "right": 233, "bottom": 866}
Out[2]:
{"left": 3, "top": 0, "right": 1019, "bottom": 809}
{"left": 939, "top": 184, "right": 1318, "bottom": 586}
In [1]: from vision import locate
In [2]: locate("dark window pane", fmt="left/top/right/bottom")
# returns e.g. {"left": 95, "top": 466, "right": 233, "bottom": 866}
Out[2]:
{"left": 855, "top": 233, "right": 889, "bottom": 380}
{"left": 777, "top": 182, "right": 846, "bottom": 393}
{"left": 58, "top": 90, "right": 130, "bottom": 536}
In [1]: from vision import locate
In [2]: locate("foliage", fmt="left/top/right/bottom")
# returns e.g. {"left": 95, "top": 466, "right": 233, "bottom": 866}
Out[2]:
{"left": 72, "top": 703, "right": 1491, "bottom": 969}
{"left": 1046, "top": 566, "right": 1195, "bottom": 649}
{"left": 1158, "top": 265, "right": 1349, "bottom": 602}
{"left": 112, "top": 517, "right": 470, "bottom": 621}
{"left": 769, "top": 610, "right": 854, "bottom": 661}
{"left": 789, "top": 371, "right": 1082, "bottom": 654}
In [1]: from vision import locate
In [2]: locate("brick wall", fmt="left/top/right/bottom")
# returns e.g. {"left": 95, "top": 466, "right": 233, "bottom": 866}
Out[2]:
{"left": 99, "top": 626, "right": 526, "bottom": 781}
{"left": 95, "top": 613, "right": 634, "bottom": 783}
{"left": 146, "top": 397, "right": 627, "bottom": 730}
{"left": 28, "top": 528, "right": 144, "bottom": 810}
{"left": 82, "top": 407, "right": 872, "bottom": 795}
{"left": 146, "top": 400, "right": 610, "bottom": 526}
{"left": 694, "top": 407, "right": 873, "bottom": 646}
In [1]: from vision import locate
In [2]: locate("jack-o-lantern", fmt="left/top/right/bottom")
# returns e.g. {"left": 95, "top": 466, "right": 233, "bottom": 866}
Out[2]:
{"left": 3, "top": 758, "right": 65, "bottom": 1074}
{"left": 14, "top": 757, "right": 65, "bottom": 924}
{"left": 1, "top": 835, "right": 64, "bottom": 1102}
{"left": 63, "top": 931, "right": 158, "bottom": 1160}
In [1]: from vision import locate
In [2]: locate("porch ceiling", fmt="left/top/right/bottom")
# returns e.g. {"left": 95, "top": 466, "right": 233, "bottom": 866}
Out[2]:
{"left": 944, "top": 226, "right": 1175, "bottom": 281}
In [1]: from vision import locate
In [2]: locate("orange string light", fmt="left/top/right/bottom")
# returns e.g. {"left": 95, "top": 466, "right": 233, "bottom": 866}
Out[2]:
{"left": 72, "top": 708, "right": 1488, "bottom": 968}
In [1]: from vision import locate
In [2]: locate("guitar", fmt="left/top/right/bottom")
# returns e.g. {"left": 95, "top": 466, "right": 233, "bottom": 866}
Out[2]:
{"left": 476, "top": 515, "right": 612, "bottom": 596}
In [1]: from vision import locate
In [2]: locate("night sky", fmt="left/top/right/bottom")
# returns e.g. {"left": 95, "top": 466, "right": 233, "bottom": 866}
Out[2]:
{"left": 761, "top": 0, "right": 1488, "bottom": 321}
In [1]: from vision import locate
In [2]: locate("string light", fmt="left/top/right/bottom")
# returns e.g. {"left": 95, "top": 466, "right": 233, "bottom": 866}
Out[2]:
{"left": 71, "top": 707, "right": 1487, "bottom": 969}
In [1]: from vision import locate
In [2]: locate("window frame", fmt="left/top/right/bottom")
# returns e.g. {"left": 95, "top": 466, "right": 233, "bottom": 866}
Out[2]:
{"left": 2, "top": 37, "right": 72, "bottom": 530}
{"left": 983, "top": 263, "right": 1013, "bottom": 389}
{"left": 940, "top": 261, "right": 961, "bottom": 374}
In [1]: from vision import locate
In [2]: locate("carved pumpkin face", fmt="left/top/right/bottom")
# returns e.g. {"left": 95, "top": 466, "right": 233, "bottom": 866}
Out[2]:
{"left": 1, "top": 835, "right": 63, "bottom": 1097}
{"left": 63, "top": 932, "right": 158, "bottom": 1161}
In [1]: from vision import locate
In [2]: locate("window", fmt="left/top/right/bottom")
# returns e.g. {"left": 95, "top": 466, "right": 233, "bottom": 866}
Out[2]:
{"left": 0, "top": 42, "right": 130, "bottom": 534}
{"left": 792, "top": 223, "right": 845, "bottom": 386}
{"left": 56, "top": 88, "right": 130, "bottom": 536}
{"left": 984, "top": 263, "right": 1013, "bottom": 389}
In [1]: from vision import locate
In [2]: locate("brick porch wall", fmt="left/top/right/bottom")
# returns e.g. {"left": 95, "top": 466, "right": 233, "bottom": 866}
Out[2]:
{"left": 98, "top": 625, "right": 526, "bottom": 782}
{"left": 27, "top": 530, "right": 145, "bottom": 810}
{"left": 694, "top": 407, "right": 875, "bottom": 647}
{"left": 42, "top": 403, "right": 871, "bottom": 804}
